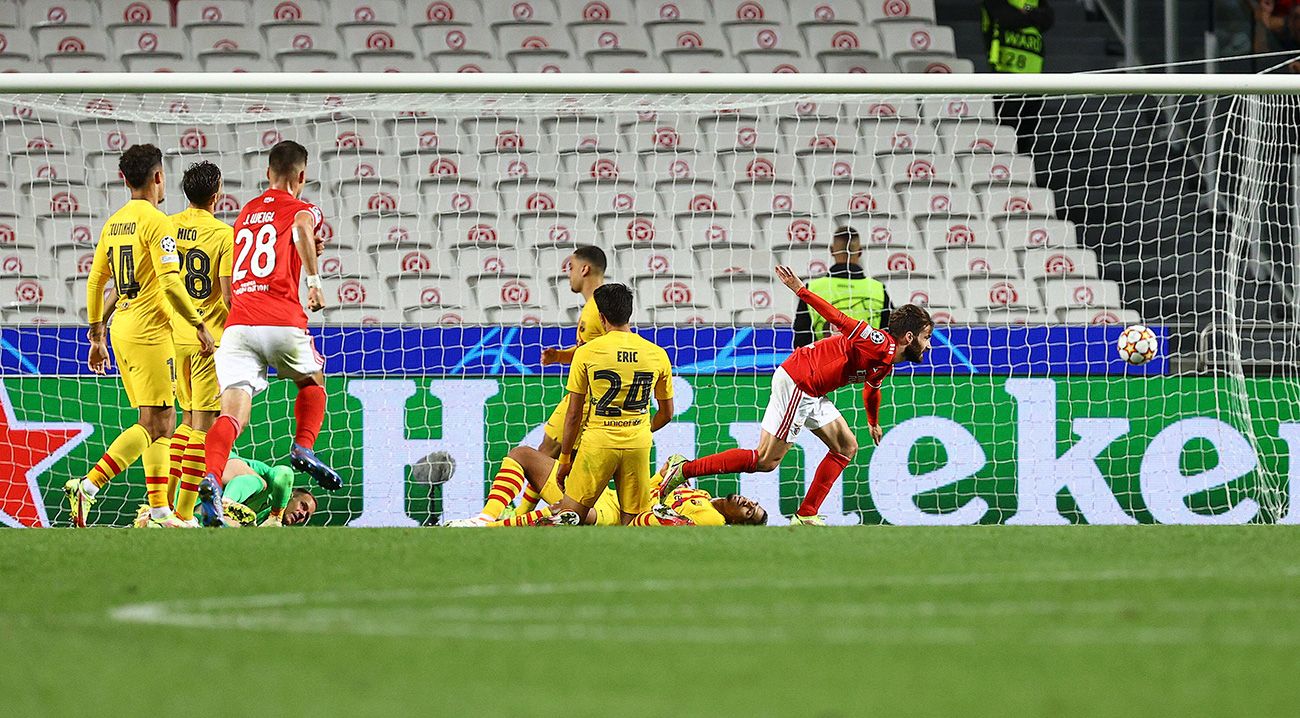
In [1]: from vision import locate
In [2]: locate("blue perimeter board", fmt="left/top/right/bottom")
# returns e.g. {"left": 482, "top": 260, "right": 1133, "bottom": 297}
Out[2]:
{"left": 1, "top": 325, "right": 1168, "bottom": 377}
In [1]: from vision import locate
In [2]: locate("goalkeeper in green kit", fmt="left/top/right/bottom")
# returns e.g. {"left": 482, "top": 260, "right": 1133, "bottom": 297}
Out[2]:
{"left": 136, "top": 453, "right": 317, "bottom": 527}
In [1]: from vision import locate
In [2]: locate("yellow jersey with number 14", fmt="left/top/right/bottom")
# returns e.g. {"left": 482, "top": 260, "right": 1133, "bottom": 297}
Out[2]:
{"left": 567, "top": 330, "right": 674, "bottom": 450}
{"left": 89, "top": 199, "right": 180, "bottom": 345}
{"left": 168, "top": 207, "right": 234, "bottom": 346}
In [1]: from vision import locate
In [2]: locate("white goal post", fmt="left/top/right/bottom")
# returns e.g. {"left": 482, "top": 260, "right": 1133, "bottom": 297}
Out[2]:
{"left": 1, "top": 72, "right": 1298, "bottom": 528}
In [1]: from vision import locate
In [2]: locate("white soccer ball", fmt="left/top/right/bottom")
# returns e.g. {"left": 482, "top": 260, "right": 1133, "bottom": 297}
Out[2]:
{"left": 1117, "top": 325, "right": 1158, "bottom": 366}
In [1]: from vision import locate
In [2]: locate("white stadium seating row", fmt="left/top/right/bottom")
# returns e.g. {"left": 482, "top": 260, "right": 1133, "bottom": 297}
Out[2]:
{"left": 0, "top": 0, "right": 966, "bottom": 73}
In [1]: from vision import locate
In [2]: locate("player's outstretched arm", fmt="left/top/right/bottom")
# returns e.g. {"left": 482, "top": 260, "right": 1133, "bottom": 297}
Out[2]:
{"left": 775, "top": 264, "right": 860, "bottom": 336}
{"left": 650, "top": 396, "right": 675, "bottom": 433}
{"left": 862, "top": 384, "right": 883, "bottom": 444}
{"left": 541, "top": 346, "right": 578, "bottom": 365}
{"left": 293, "top": 211, "right": 325, "bottom": 312}
{"left": 555, "top": 391, "right": 585, "bottom": 488}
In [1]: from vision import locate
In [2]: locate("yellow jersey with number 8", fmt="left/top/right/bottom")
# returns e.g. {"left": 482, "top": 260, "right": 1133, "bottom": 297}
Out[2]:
{"left": 168, "top": 207, "right": 234, "bottom": 346}
{"left": 90, "top": 199, "right": 180, "bottom": 345}
{"left": 566, "top": 331, "right": 674, "bottom": 449}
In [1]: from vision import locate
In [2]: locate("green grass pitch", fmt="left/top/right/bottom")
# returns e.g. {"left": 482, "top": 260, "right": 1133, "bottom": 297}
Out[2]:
{"left": 4, "top": 527, "right": 1297, "bottom": 716}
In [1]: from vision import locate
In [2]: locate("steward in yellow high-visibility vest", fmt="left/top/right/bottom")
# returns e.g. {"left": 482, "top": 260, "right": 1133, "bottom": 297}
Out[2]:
{"left": 792, "top": 225, "right": 893, "bottom": 348}
{"left": 982, "top": 0, "right": 1055, "bottom": 74}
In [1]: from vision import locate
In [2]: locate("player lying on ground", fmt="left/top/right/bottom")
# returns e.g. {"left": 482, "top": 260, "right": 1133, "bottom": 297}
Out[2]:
{"left": 658, "top": 265, "right": 934, "bottom": 526}
{"left": 553, "top": 283, "right": 677, "bottom": 525}
{"left": 66, "top": 144, "right": 216, "bottom": 528}
{"left": 133, "top": 453, "right": 316, "bottom": 527}
{"left": 452, "top": 446, "right": 767, "bottom": 526}
{"left": 201, "top": 140, "right": 342, "bottom": 517}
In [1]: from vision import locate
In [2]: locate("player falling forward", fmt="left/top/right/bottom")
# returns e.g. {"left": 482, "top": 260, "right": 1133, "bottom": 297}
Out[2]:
{"left": 165, "top": 161, "right": 234, "bottom": 526}
{"left": 199, "top": 140, "right": 340, "bottom": 527}
{"left": 458, "top": 446, "right": 767, "bottom": 526}
{"left": 658, "top": 265, "right": 934, "bottom": 526}
{"left": 66, "top": 144, "right": 215, "bottom": 528}
{"left": 136, "top": 453, "right": 316, "bottom": 527}
{"left": 553, "top": 283, "right": 677, "bottom": 525}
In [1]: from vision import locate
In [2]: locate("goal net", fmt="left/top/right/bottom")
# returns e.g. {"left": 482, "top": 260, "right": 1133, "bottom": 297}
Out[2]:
{"left": 1, "top": 76, "right": 1297, "bottom": 528}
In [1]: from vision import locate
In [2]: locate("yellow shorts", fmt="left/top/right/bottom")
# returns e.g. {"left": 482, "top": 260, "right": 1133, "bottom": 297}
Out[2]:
{"left": 543, "top": 394, "right": 570, "bottom": 442}
{"left": 111, "top": 335, "right": 175, "bottom": 408}
{"left": 565, "top": 444, "right": 653, "bottom": 516}
{"left": 592, "top": 489, "right": 623, "bottom": 526}
{"left": 175, "top": 343, "right": 221, "bottom": 412}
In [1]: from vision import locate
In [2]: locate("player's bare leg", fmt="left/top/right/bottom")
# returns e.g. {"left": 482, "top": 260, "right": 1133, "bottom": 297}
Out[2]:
{"left": 66, "top": 403, "right": 176, "bottom": 527}
{"left": 793, "top": 417, "right": 859, "bottom": 525}
{"left": 288, "top": 373, "right": 341, "bottom": 490}
{"left": 535, "top": 433, "right": 562, "bottom": 460}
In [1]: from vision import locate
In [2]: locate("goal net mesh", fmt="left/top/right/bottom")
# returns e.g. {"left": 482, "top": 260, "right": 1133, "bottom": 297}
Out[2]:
{"left": 0, "top": 88, "right": 1296, "bottom": 527}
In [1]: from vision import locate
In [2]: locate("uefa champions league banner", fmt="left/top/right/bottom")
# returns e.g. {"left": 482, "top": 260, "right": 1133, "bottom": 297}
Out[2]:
{"left": 4, "top": 373, "right": 1299, "bottom": 528}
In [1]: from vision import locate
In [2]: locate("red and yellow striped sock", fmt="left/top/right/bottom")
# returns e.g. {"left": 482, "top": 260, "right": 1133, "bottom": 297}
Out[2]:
{"left": 489, "top": 507, "right": 552, "bottom": 527}
{"left": 517, "top": 484, "right": 541, "bottom": 513}
{"left": 84, "top": 424, "right": 152, "bottom": 491}
{"left": 174, "top": 429, "right": 207, "bottom": 521}
{"left": 142, "top": 437, "right": 172, "bottom": 516}
{"left": 628, "top": 512, "right": 690, "bottom": 526}
{"left": 479, "top": 457, "right": 527, "bottom": 521}
{"left": 167, "top": 424, "right": 193, "bottom": 510}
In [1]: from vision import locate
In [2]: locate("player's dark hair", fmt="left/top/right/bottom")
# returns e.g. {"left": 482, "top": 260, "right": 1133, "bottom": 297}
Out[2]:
{"left": 593, "top": 282, "right": 634, "bottom": 326}
{"left": 118, "top": 144, "right": 162, "bottom": 190}
{"left": 181, "top": 161, "right": 222, "bottom": 207}
{"left": 572, "top": 245, "right": 607, "bottom": 274}
{"left": 267, "top": 140, "right": 309, "bottom": 178}
{"left": 831, "top": 225, "right": 861, "bottom": 254}
{"left": 888, "top": 303, "right": 933, "bottom": 341}
{"left": 292, "top": 487, "right": 316, "bottom": 502}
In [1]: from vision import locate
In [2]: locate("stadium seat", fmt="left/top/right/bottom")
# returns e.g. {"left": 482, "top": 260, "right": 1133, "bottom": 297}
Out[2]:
{"left": 887, "top": 278, "right": 960, "bottom": 309}
{"left": 739, "top": 184, "right": 816, "bottom": 221}
{"left": 340, "top": 26, "right": 420, "bottom": 64}
{"left": 605, "top": 214, "right": 674, "bottom": 250}
{"left": 640, "top": 151, "right": 719, "bottom": 186}
{"left": 939, "top": 123, "right": 1020, "bottom": 155}
{"left": 509, "top": 56, "right": 585, "bottom": 73}
{"left": 155, "top": 123, "right": 228, "bottom": 156}
{"left": 581, "top": 181, "right": 661, "bottom": 218}
{"left": 407, "top": 0, "right": 483, "bottom": 28}
{"left": 1022, "top": 248, "right": 1101, "bottom": 280}
{"left": 801, "top": 152, "right": 880, "bottom": 185}
{"left": 102, "top": 0, "right": 168, "bottom": 28}
{"left": 863, "top": 0, "right": 937, "bottom": 24}
{"left": 644, "top": 305, "right": 727, "bottom": 324}
{"left": 962, "top": 154, "right": 1037, "bottom": 190}
{"left": 112, "top": 26, "right": 185, "bottom": 65}
{"left": 700, "top": 116, "right": 781, "bottom": 154}
{"left": 787, "top": 0, "right": 864, "bottom": 26}
{"left": 659, "top": 184, "right": 735, "bottom": 216}
{"left": 403, "top": 304, "right": 488, "bottom": 324}
{"left": 626, "top": 245, "right": 694, "bottom": 279}
{"left": 637, "top": 0, "right": 713, "bottom": 25}
{"left": 900, "top": 187, "right": 981, "bottom": 220}
{"left": 635, "top": 275, "right": 713, "bottom": 314}
{"left": 28, "top": 1, "right": 97, "bottom": 28}
{"left": 783, "top": 113, "right": 858, "bottom": 154}
{"left": 572, "top": 24, "right": 653, "bottom": 60}
{"left": 330, "top": 0, "right": 402, "bottom": 27}
{"left": 480, "top": 153, "right": 562, "bottom": 186}
{"left": 533, "top": 245, "right": 585, "bottom": 286}
{"left": 355, "top": 214, "right": 429, "bottom": 250}
{"left": 419, "top": 25, "right": 495, "bottom": 60}
{"left": 437, "top": 211, "right": 506, "bottom": 245}
{"left": 862, "top": 247, "right": 939, "bottom": 279}
{"left": 773, "top": 244, "right": 833, "bottom": 278}
{"left": 389, "top": 116, "right": 464, "bottom": 155}
{"left": 922, "top": 96, "right": 997, "bottom": 125}
{"left": 265, "top": 25, "right": 338, "bottom": 62}
{"left": 11, "top": 156, "right": 87, "bottom": 188}
{"left": 846, "top": 217, "right": 916, "bottom": 249}
{"left": 819, "top": 181, "right": 902, "bottom": 218}
{"left": 587, "top": 53, "right": 667, "bottom": 72}
{"left": 433, "top": 55, "right": 508, "bottom": 71}
{"left": 327, "top": 155, "right": 403, "bottom": 191}
{"left": 473, "top": 274, "right": 551, "bottom": 312}
{"left": 1057, "top": 307, "right": 1141, "bottom": 325}
{"left": 522, "top": 213, "right": 602, "bottom": 249}
{"left": 714, "top": 274, "right": 790, "bottom": 318}
{"left": 1000, "top": 218, "right": 1079, "bottom": 250}
{"left": 409, "top": 152, "right": 477, "bottom": 185}
{"left": 178, "top": 0, "right": 252, "bottom": 28}
{"left": 316, "top": 244, "right": 378, "bottom": 279}
{"left": 898, "top": 56, "right": 974, "bottom": 73}
{"left": 725, "top": 23, "right": 802, "bottom": 57}
{"left": 391, "top": 272, "right": 470, "bottom": 309}
{"left": 1041, "top": 277, "right": 1123, "bottom": 312}
{"left": 0, "top": 246, "right": 45, "bottom": 281}
{"left": 983, "top": 187, "right": 1057, "bottom": 220}
{"left": 457, "top": 244, "right": 533, "bottom": 278}
{"left": 861, "top": 120, "right": 940, "bottom": 154}
{"left": 715, "top": 0, "right": 790, "bottom": 26}
{"left": 464, "top": 116, "right": 542, "bottom": 155}
{"left": 35, "top": 27, "right": 112, "bottom": 70}
{"left": 802, "top": 25, "right": 883, "bottom": 58}
{"left": 312, "top": 116, "right": 381, "bottom": 156}
{"left": 878, "top": 23, "right": 955, "bottom": 59}
{"left": 856, "top": 97, "right": 924, "bottom": 122}
{"left": 485, "top": 0, "right": 562, "bottom": 27}
{"left": 561, "top": 151, "right": 627, "bottom": 187}
{"left": 733, "top": 306, "right": 794, "bottom": 324}
{"left": 650, "top": 23, "right": 728, "bottom": 60}
{"left": 0, "top": 30, "right": 35, "bottom": 63}
{"left": 719, "top": 151, "right": 798, "bottom": 184}
{"left": 741, "top": 55, "right": 819, "bottom": 73}
{"left": 698, "top": 247, "right": 774, "bottom": 278}
{"left": 561, "top": 0, "right": 637, "bottom": 25}
{"left": 819, "top": 55, "right": 897, "bottom": 73}
{"left": 498, "top": 181, "right": 579, "bottom": 219}
{"left": 621, "top": 114, "right": 702, "bottom": 153}
{"left": 29, "top": 183, "right": 94, "bottom": 219}
{"left": 0, "top": 3, "right": 17, "bottom": 28}
{"left": 959, "top": 277, "right": 1043, "bottom": 312}
{"left": 498, "top": 25, "right": 576, "bottom": 61}
{"left": 678, "top": 215, "right": 756, "bottom": 250}
{"left": 918, "top": 219, "right": 1000, "bottom": 250}
{"left": 542, "top": 115, "right": 619, "bottom": 155}
{"left": 191, "top": 26, "right": 267, "bottom": 64}
{"left": 253, "top": 0, "right": 326, "bottom": 26}
{"left": 938, "top": 247, "right": 1021, "bottom": 280}
{"left": 0, "top": 275, "right": 63, "bottom": 313}
{"left": 760, "top": 214, "right": 825, "bottom": 252}
{"left": 878, "top": 154, "right": 961, "bottom": 188}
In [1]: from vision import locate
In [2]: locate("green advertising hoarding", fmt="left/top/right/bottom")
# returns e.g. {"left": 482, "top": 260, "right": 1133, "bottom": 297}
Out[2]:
{"left": 4, "top": 375, "right": 1298, "bottom": 527}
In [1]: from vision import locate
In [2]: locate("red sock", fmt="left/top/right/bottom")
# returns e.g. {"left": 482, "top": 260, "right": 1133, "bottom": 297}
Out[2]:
{"left": 797, "top": 451, "right": 852, "bottom": 517}
{"left": 204, "top": 414, "right": 241, "bottom": 479}
{"left": 682, "top": 448, "right": 758, "bottom": 479}
{"left": 294, "top": 385, "right": 326, "bottom": 448}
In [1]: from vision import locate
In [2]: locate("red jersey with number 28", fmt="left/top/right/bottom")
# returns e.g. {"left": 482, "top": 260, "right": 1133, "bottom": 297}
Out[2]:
{"left": 781, "top": 287, "right": 900, "bottom": 397}
{"left": 227, "top": 188, "right": 323, "bottom": 329}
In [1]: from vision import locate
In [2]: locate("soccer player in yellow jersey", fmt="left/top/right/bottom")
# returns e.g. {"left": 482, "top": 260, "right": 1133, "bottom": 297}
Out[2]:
{"left": 553, "top": 283, "right": 675, "bottom": 525}
{"left": 538, "top": 244, "right": 607, "bottom": 459}
{"left": 66, "top": 144, "right": 215, "bottom": 527}
{"left": 166, "top": 161, "right": 234, "bottom": 526}
{"left": 458, "top": 446, "right": 768, "bottom": 527}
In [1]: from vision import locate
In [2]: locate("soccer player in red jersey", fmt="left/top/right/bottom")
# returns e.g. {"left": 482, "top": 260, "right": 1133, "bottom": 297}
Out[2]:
{"left": 197, "top": 140, "right": 340, "bottom": 523}
{"left": 659, "top": 265, "right": 934, "bottom": 525}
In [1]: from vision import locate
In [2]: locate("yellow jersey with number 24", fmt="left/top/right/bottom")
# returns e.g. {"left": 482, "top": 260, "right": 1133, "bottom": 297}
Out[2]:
{"left": 567, "top": 330, "right": 674, "bottom": 450}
